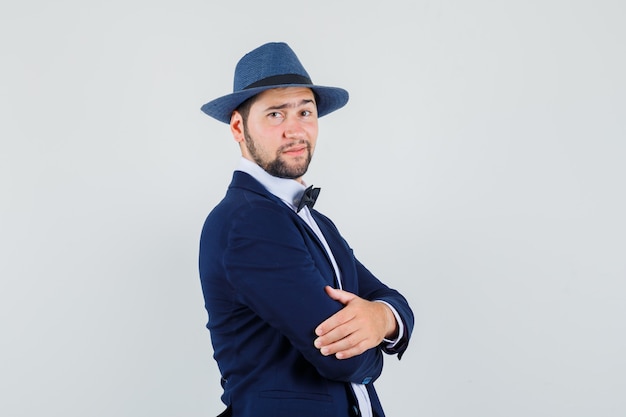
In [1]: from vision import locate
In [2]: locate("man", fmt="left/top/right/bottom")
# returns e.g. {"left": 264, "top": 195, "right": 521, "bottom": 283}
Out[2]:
{"left": 198, "top": 42, "right": 414, "bottom": 417}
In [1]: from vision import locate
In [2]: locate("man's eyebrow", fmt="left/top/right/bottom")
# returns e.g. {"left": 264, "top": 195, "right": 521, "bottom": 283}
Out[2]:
{"left": 263, "top": 99, "right": 316, "bottom": 112}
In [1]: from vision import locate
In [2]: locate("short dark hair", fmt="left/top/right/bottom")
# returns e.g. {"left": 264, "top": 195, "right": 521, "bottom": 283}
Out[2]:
{"left": 234, "top": 95, "right": 257, "bottom": 128}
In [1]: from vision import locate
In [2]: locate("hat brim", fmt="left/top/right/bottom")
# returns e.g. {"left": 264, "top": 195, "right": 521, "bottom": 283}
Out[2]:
{"left": 201, "top": 84, "right": 349, "bottom": 124}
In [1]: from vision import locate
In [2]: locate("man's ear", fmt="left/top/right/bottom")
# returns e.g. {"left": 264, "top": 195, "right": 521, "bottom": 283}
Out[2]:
{"left": 230, "top": 111, "right": 245, "bottom": 144}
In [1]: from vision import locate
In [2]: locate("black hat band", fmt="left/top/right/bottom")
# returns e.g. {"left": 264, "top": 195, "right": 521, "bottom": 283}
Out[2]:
{"left": 244, "top": 74, "right": 312, "bottom": 90}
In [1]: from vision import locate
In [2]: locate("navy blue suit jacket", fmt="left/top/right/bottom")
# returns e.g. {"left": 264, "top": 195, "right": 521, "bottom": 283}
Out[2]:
{"left": 199, "top": 171, "right": 414, "bottom": 416}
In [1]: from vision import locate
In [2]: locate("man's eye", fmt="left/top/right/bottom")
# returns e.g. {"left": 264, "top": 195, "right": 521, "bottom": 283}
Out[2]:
{"left": 301, "top": 110, "right": 312, "bottom": 116}
{"left": 268, "top": 112, "right": 282, "bottom": 118}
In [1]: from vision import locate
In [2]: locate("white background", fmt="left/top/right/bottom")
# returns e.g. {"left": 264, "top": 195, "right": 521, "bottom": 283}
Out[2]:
{"left": 1, "top": 1, "right": 625, "bottom": 416}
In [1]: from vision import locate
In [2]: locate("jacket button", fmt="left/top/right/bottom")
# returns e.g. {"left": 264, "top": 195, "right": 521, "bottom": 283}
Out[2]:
{"left": 350, "top": 404, "right": 361, "bottom": 416}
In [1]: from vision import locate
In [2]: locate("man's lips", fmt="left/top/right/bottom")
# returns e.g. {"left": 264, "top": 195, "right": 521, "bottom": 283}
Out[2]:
{"left": 282, "top": 145, "right": 307, "bottom": 155}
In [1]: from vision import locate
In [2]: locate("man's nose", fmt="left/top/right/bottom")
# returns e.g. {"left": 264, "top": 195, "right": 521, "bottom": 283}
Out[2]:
{"left": 284, "top": 120, "right": 306, "bottom": 139}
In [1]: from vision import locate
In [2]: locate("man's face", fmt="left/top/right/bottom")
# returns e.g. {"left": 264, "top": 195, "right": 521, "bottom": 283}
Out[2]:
{"left": 235, "top": 87, "right": 318, "bottom": 181}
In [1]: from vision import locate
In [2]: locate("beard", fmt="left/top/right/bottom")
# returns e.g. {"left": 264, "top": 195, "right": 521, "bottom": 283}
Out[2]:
{"left": 244, "top": 131, "right": 313, "bottom": 179}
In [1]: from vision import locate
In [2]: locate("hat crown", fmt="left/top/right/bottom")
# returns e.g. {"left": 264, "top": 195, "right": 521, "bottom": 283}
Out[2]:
{"left": 233, "top": 42, "right": 312, "bottom": 92}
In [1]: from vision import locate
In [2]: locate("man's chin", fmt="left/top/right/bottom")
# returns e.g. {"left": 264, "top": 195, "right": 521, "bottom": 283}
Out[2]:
{"left": 272, "top": 156, "right": 310, "bottom": 178}
{"left": 278, "top": 168, "right": 308, "bottom": 180}
{"left": 268, "top": 164, "right": 309, "bottom": 179}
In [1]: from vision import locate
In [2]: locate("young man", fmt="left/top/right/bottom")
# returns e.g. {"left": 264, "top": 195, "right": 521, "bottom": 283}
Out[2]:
{"left": 199, "top": 42, "right": 414, "bottom": 417}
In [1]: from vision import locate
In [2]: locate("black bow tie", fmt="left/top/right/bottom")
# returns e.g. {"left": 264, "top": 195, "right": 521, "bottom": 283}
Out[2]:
{"left": 296, "top": 185, "right": 321, "bottom": 213}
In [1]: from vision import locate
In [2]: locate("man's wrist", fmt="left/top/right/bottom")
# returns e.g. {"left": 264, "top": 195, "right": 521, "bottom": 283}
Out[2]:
{"left": 374, "top": 300, "right": 404, "bottom": 346}
{"left": 374, "top": 301, "right": 398, "bottom": 339}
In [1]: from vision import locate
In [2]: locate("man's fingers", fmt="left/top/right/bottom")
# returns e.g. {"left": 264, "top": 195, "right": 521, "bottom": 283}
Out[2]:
{"left": 315, "top": 318, "right": 356, "bottom": 347}
{"left": 315, "top": 308, "right": 352, "bottom": 337}
{"left": 315, "top": 286, "right": 357, "bottom": 336}
{"left": 320, "top": 334, "right": 370, "bottom": 360}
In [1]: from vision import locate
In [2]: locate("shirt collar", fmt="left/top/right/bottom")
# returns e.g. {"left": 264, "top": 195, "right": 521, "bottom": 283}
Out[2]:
{"left": 236, "top": 157, "right": 307, "bottom": 211}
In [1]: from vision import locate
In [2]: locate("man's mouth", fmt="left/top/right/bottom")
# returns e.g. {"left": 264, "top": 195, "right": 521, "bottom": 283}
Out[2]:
{"left": 283, "top": 147, "right": 306, "bottom": 155}
{"left": 281, "top": 142, "right": 308, "bottom": 156}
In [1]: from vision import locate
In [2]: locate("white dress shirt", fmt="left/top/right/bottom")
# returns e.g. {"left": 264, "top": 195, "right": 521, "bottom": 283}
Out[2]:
{"left": 236, "top": 157, "right": 404, "bottom": 417}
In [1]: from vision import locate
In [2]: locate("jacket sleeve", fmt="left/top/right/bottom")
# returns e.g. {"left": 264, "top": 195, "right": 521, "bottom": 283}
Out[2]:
{"left": 223, "top": 202, "right": 383, "bottom": 384}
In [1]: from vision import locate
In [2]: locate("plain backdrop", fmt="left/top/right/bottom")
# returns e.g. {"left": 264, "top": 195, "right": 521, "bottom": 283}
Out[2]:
{"left": 1, "top": 1, "right": 625, "bottom": 416}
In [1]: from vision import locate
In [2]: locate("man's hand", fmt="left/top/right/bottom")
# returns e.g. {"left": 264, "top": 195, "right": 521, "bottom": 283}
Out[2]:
{"left": 314, "top": 286, "right": 398, "bottom": 360}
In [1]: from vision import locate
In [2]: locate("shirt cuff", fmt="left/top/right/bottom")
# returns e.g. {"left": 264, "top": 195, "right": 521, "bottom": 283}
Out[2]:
{"left": 374, "top": 300, "right": 405, "bottom": 348}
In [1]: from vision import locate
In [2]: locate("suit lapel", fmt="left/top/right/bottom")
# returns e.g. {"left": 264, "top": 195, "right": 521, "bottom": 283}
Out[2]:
{"left": 310, "top": 210, "right": 358, "bottom": 293}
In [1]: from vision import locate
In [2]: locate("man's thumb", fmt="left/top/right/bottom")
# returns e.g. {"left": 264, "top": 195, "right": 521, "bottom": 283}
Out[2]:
{"left": 324, "top": 285, "right": 355, "bottom": 305}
